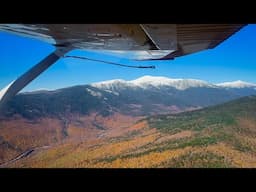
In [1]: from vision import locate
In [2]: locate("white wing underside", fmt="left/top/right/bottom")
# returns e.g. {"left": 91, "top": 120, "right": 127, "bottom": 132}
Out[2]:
{"left": 0, "top": 24, "right": 245, "bottom": 60}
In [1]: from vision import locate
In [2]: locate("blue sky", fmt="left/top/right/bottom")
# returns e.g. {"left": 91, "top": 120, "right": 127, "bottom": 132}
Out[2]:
{"left": 0, "top": 24, "right": 256, "bottom": 91}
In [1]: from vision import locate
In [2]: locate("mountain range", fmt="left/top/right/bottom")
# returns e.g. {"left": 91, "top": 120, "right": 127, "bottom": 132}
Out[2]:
{"left": 2, "top": 76, "right": 256, "bottom": 118}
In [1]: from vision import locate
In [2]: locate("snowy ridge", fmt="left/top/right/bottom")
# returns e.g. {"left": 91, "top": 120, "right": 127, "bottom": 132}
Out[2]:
{"left": 216, "top": 80, "right": 256, "bottom": 88}
{"left": 91, "top": 75, "right": 217, "bottom": 90}
{"left": 130, "top": 76, "right": 216, "bottom": 90}
{"left": 91, "top": 79, "right": 133, "bottom": 91}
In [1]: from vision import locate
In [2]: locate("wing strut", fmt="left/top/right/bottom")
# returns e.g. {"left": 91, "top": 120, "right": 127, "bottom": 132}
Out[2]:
{"left": 0, "top": 47, "right": 72, "bottom": 112}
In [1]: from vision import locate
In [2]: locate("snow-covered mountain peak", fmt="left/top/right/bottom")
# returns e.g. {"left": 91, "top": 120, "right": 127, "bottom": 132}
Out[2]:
{"left": 216, "top": 80, "right": 256, "bottom": 88}
{"left": 91, "top": 79, "right": 131, "bottom": 90}
{"left": 91, "top": 76, "right": 256, "bottom": 91}
{"left": 91, "top": 76, "right": 215, "bottom": 90}
{"left": 92, "top": 79, "right": 126, "bottom": 86}
{"left": 130, "top": 75, "right": 179, "bottom": 85}
{"left": 129, "top": 75, "right": 214, "bottom": 90}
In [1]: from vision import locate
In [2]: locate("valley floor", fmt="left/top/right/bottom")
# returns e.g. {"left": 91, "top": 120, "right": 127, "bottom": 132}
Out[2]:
{"left": 5, "top": 120, "right": 256, "bottom": 168}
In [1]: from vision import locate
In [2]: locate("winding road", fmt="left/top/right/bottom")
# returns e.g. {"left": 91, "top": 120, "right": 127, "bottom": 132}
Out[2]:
{"left": 0, "top": 146, "right": 50, "bottom": 168}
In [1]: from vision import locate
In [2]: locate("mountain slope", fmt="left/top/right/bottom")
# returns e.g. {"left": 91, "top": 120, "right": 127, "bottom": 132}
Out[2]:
{"left": 6, "top": 96, "right": 256, "bottom": 168}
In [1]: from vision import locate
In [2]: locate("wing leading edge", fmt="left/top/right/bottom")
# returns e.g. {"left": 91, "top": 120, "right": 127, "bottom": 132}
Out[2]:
{"left": 0, "top": 24, "right": 246, "bottom": 60}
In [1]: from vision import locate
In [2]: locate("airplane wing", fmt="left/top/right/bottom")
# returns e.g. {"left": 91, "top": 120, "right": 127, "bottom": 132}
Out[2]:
{"left": 0, "top": 24, "right": 246, "bottom": 60}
